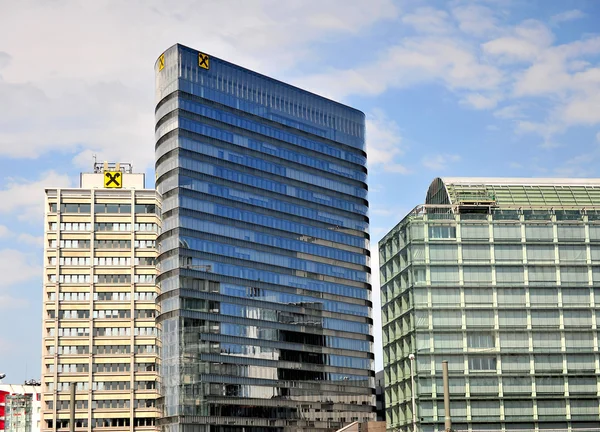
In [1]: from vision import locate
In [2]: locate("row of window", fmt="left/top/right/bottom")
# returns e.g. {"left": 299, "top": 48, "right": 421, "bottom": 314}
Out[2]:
{"left": 50, "top": 257, "right": 156, "bottom": 266}
{"left": 177, "top": 177, "right": 366, "bottom": 231}
{"left": 172, "top": 139, "right": 367, "bottom": 198}
{"left": 177, "top": 235, "right": 367, "bottom": 282}
{"left": 404, "top": 244, "right": 600, "bottom": 263}
{"left": 175, "top": 56, "right": 364, "bottom": 143}
{"left": 48, "top": 239, "right": 156, "bottom": 249}
{"left": 49, "top": 203, "right": 159, "bottom": 214}
{"left": 179, "top": 216, "right": 366, "bottom": 265}
{"left": 43, "top": 344, "right": 157, "bottom": 355}
{"left": 93, "top": 345, "right": 157, "bottom": 354}
{"left": 163, "top": 130, "right": 366, "bottom": 184}
{"left": 220, "top": 323, "right": 370, "bottom": 352}
{"left": 176, "top": 196, "right": 367, "bottom": 248}
{"left": 50, "top": 222, "right": 159, "bottom": 232}
{"left": 220, "top": 283, "right": 368, "bottom": 317}
{"left": 46, "top": 418, "right": 155, "bottom": 428}
{"left": 175, "top": 99, "right": 365, "bottom": 164}
{"left": 165, "top": 257, "right": 368, "bottom": 300}
{"left": 177, "top": 155, "right": 367, "bottom": 214}
{"left": 48, "top": 274, "right": 156, "bottom": 284}
{"left": 48, "top": 292, "right": 156, "bottom": 301}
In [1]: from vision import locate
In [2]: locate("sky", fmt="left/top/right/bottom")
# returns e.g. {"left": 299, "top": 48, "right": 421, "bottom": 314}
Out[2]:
{"left": 1, "top": 0, "right": 600, "bottom": 381}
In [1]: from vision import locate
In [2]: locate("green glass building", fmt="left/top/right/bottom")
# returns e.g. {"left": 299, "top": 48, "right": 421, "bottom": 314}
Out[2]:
{"left": 380, "top": 177, "right": 600, "bottom": 432}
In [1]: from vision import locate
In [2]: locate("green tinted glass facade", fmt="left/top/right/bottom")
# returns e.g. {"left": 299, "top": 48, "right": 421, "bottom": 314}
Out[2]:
{"left": 380, "top": 178, "right": 600, "bottom": 432}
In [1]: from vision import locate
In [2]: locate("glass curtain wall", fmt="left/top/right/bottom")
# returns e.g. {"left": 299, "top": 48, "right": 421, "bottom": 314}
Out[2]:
{"left": 155, "top": 44, "right": 374, "bottom": 432}
{"left": 381, "top": 204, "right": 600, "bottom": 432}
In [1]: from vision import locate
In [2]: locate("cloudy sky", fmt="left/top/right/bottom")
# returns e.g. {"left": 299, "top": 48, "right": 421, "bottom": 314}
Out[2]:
{"left": 1, "top": 0, "right": 600, "bottom": 380}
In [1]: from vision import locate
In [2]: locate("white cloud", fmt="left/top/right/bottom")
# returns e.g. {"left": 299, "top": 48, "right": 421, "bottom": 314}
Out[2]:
{"left": 483, "top": 20, "right": 553, "bottom": 62}
{"left": 551, "top": 9, "right": 585, "bottom": 24}
{"left": 494, "top": 104, "right": 524, "bottom": 119}
{"left": 0, "top": 171, "right": 72, "bottom": 222}
{"left": 366, "top": 110, "right": 408, "bottom": 174}
{"left": 0, "top": 249, "right": 40, "bottom": 288}
{"left": 294, "top": 37, "right": 503, "bottom": 101}
{"left": 18, "top": 233, "right": 43, "bottom": 247}
{"left": 451, "top": 4, "right": 499, "bottom": 37}
{"left": 402, "top": 7, "right": 452, "bottom": 34}
{"left": 461, "top": 93, "right": 500, "bottom": 110}
{"left": 0, "top": 225, "right": 10, "bottom": 238}
{"left": 422, "top": 154, "right": 461, "bottom": 171}
{"left": 0, "top": 0, "right": 398, "bottom": 168}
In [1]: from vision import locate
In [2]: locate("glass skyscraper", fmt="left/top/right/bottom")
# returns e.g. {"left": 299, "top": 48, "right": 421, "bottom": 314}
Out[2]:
{"left": 155, "top": 44, "right": 374, "bottom": 432}
{"left": 380, "top": 177, "right": 600, "bottom": 432}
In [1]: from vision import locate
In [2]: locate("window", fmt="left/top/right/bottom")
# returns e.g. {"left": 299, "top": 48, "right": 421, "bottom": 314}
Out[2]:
{"left": 60, "top": 222, "right": 91, "bottom": 231}
{"left": 562, "top": 288, "right": 590, "bottom": 305}
{"left": 497, "top": 288, "right": 525, "bottom": 305}
{"left": 561, "top": 267, "right": 588, "bottom": 284}
{"left": 557, "top": 224, "right": 585, "bottom": 241}
{"left": 525, "top": 224, "right": 553, "bottom": 241}
{"left": 60, "top": 203, "right": 91, "bottom": 213}
{"left": 135, "top": 204, "right": 158, "bottom": 214}
{"left": 559, "top": 245, "right": 586, "bottom": 262}
{"left": 494, "top": 244, "right": 522, "bottom": 262}
{"left": 430, "top": 266, "right": 459, "bottom": 284}
{"left": 432, "top": 310, "right": 461, "bottom": 327}
{"left": 501, "top": 354, "right": 529, "bottom": 371}
{"left": 468, "top": 356, "right": 496, "bottom": 371}
{"left": 463, "top": 267, "right": 492, "bottom": 284}
{"left": 496, "top": 266, "right": 524, "bottom": 284}
{"left": 94, "top": 274, "right": 131, "bottom": 284}
{"left": 527, "top": 245, "right": 555, "bottom": 262}
{"left": 532, "top": 332, "right": 561, "bottom": 349}
{"left": 500, "top": 332, "right": 528, "bottom": 349}
{"left": 461, "top": 224, "right": 489, "bottom": 240}
{"left": 462, "top": 245, "right": 490, "bottom": 262}
{"left": 429, "top": 244, "right": 458, "bottom": 262}
{"left": 529, "top": 288, "right": 558, "bottom": 306}
{"left": 530, "top": 310, "right": 559, "bottom": 327}
{"left": 528, "top": 266, "right": 556, "bottom": 283}
{"left": 433, "top": 333, "right": 462, "bottom": 351}
{"left": 428, "top": 225, "right": 456, "bottom": 239}
{"left": 94, "top": 203, "right": 131, "bottom": 214}
{"left": 468, "top": 333, "right": 494, "bottom": 349}
{"left": 466, "top": 310, "right": 494, "bottom": 327}
{"left": 493, "top": 224, "right": 521, "bottom": 240}
{"left": 534, "top": 354, "right": 563, "bottom": 371}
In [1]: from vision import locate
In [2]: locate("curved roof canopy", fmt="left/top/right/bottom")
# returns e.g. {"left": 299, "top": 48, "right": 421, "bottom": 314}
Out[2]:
{"left": 425, "top": 177, "right": 600, "bottom": 207}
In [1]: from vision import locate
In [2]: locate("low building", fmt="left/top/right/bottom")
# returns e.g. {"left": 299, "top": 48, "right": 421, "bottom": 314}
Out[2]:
{"left": 0, "top": 384, "right": 42, "bottom": 432}
{"left": 381, "top": 177, "right": 600, "bottom": 431}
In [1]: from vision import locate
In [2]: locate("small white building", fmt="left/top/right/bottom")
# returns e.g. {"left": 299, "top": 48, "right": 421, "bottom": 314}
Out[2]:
{"left": 0, "top": 384, "right": 42, "bottom": 432}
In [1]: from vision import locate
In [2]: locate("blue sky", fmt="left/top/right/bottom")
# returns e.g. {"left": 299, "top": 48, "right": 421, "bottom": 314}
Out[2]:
{"left": 1, "top": 0, "right": 600, "bottom": 380}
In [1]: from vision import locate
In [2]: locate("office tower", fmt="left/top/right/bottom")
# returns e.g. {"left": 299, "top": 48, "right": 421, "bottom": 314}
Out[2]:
{"left": 155, "top": 44, "right": 374, "bottom": 432}
{"left": 380, "top": 177, "right": 600, "bottom": 432}
{"left": 41, "top": 163, "right": 161, "bottom": 432}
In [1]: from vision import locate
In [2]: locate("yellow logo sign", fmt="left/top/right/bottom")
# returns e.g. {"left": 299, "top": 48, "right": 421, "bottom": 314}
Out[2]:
{"left": 158, "top": 54, "right": 165, "bottom": 71}
{"left": 198, "top": 52, "right": 210, "bottom": 70}
{"left": 104, "top": 171, "right": 122, "bottom": 188}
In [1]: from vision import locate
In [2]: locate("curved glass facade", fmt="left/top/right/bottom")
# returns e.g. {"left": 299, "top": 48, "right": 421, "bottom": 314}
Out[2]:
{"left": 155, "top": 44, "right": 374, "bottom": 432}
